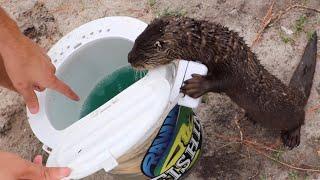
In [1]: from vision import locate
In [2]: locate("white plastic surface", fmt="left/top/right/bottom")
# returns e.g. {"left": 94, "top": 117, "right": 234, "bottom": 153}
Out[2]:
{"left": 169, "top": 60, "right": 187, "bottom": 103}
{"left": 46, "top": 65, "right": 175, "bottom": 179}
{"left": 27, "top": 16, "right": 148, "bottom": 149}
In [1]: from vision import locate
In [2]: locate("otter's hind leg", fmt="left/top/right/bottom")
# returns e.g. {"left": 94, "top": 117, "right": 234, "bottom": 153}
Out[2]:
{"left": 281, "top": 126, "right": 301, "bottom": 149}
{"left": 180, "top": 74, "right": 227, "bottom": 98}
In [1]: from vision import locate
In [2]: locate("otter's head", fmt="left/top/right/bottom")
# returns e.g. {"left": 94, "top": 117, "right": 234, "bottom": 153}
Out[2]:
{"left": 128, "top": 17, "right": 179, "bottom": 69}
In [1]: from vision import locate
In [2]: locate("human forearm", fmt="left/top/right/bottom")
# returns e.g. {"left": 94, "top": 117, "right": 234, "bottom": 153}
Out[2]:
{"left": 0, "top": 55, "right": 15, "bottom": 90}
{"left": 0, "top": 7, "right": 22, "bottom": 52}
{"left": 0, "top": 8, "right": 21, "bottom": 91}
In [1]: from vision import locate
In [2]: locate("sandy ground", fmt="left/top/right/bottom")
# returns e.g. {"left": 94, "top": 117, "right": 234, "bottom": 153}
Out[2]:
{"left": 0, "top": 0, "right": 319, "bottom": 179}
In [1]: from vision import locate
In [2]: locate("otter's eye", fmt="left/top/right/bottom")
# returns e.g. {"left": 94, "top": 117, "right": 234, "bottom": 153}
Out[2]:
{"left": 154, "top": 41, "right": 163, "bottom": 50}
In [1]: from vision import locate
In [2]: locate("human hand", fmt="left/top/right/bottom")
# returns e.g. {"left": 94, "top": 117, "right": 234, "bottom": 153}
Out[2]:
{"left": 0, "top": 152, "right": 71, "bottom": 180}
{"left": 0, "top": 35, "right": 79, "bottom": 114}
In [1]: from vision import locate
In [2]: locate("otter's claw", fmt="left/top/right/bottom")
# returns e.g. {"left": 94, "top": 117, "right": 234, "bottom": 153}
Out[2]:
{"left": 180, "top": 74, "right": 210, "bottom": 98}
{"left": 281, "top": 126, "right": 301, "bottom": 150}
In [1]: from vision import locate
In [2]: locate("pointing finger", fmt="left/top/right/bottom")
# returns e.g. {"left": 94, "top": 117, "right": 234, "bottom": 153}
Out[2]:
{"left": 47, "top": 76, "right": 80, "bottom": 101}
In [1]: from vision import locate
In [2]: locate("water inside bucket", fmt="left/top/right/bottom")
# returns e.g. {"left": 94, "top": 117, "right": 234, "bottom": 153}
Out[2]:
{"left": 79, "top": 65, "right": 147, "bottom": 118}
{"left": 46, "top": 37, "right": 135, "bottom": 130}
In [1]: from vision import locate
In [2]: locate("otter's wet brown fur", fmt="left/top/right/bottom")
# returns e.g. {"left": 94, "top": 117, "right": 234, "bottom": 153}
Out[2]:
{"left": 128, "top": 16, "right": 318, "bottom": 149}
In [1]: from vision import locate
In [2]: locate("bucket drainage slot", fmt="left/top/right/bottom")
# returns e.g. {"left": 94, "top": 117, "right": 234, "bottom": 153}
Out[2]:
{"left": 42, "top": 145, "right": 52, "bottom": 154}
{"left": 74, "top": 43, "right": 82, "bottom": 49}
{"left": 78, "top": 149, "right": 82, "bottom": 153}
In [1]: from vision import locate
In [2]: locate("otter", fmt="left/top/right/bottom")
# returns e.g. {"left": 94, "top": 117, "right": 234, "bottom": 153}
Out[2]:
{"left": 128, "top": 16, "right": 318, "bottom": 149}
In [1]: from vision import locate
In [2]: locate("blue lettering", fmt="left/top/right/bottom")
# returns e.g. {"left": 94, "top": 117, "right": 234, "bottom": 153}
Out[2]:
{"left": 142, "top": 153, "right": 159, "bottom": 177}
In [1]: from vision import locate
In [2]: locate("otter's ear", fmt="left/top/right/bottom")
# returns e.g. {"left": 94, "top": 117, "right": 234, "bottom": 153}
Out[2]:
{"left": 154, "top": 41, "right": 164, "bottom": 51}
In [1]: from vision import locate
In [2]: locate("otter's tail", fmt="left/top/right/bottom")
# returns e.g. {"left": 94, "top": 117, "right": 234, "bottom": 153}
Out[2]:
{"left": 289, "top": 31, "right": 317, "bottom": 104}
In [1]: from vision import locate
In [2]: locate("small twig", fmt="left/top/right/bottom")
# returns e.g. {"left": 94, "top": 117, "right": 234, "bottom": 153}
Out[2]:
{"left": 252, "top": 145, "right": 320, "bottom": 173}
{"left": 251, "top": 0, "right": 275, "bottom": 47}
{"left": 234, "top": 114, "right": 244, "bottom": 142}
{"left": 251, "top": 3, "right": 320, "bottom": 47}
{"left": 271, "top": 4, "right": 301, "bottom": 25}
{"left": 246, "top": 146, "right": 251, "bottom": 159}
{"left": 213, "top": 133, "right": 282, "bottom": 153}
{"left": 293, "top": 4, "right": 320, "bottom": 13}
{"left": 261, "top": 0, "right": 276, "bottom": 26}
{"left": 214, "top": 133, "right": 320, "bottom": 172}
{"left": 306, "top": 102, "right": 320, "bottom": 114}
{"left": 271, "top": 3, "right": 320, "bottom": 27}
{"left": 216, "top": 142, "right": 239, "bottom": 151}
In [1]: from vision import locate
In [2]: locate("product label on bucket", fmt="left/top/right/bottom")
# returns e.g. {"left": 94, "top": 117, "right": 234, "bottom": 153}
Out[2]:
{"left": 141, "top": 105, "right": 202, "bottom": 179}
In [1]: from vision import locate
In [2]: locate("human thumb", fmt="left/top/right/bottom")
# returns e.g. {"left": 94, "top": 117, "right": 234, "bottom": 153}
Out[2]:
{"left": 23, "top": 165, "right": 71, "bottom": 180}
{"left": 45, "top": 167, "right": 71, "bottom": 179}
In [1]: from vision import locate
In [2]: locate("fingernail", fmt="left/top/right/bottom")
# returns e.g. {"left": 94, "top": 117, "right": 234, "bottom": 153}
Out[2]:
{"left": 59, "top": 168, "right": 71, "bottom": 178}
{"left": 29, "top": 107, "right": 38, "bottom": 114}
{"left": 74, "top": 95, "right": 80, "bottom": 101}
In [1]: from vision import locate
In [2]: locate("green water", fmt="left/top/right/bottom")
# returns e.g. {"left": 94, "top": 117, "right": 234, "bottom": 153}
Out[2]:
{"left": 79, "top": 65, "right": 147, "bottom": 119}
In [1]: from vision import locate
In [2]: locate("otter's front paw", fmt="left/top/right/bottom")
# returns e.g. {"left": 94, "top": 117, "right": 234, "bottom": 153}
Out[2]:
{"left": 281, "top": 127, "right": 301, "bottom": 150}
{"left": 180, "top": 74, "right": 209, "bottom": 98}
